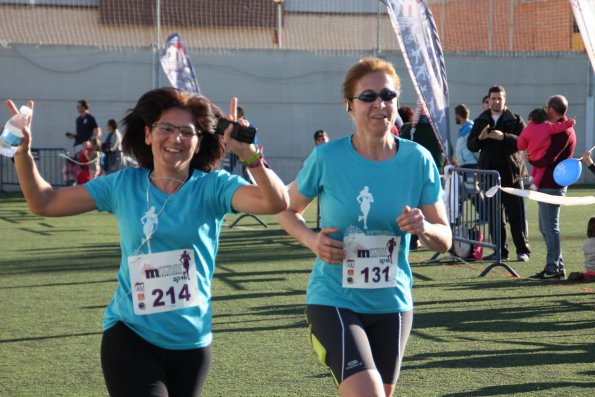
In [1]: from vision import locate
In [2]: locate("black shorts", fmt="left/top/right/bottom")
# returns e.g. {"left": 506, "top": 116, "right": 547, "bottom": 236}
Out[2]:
{"left": 306, "top": 305, "right": 412, "bottom": 386}
{"left": 101, "top": 322, "right": 212, "bottom": 397}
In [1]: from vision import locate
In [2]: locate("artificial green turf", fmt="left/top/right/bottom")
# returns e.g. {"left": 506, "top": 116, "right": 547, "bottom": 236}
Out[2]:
{"left": 1, "top": 188, "right": 593, "bottom": 396}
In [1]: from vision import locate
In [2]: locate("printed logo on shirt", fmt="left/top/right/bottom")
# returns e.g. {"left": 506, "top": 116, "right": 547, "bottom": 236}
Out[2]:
{"left": 356, "top": 186, "right": 374, "bottom": 230}
{"left": 140, "top": 262, "right": 187, "bottom": 280}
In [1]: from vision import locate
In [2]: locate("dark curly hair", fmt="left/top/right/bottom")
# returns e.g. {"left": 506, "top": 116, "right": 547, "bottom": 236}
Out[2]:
{"left": 121, "top": 87, "right": 225, "bottom": 172}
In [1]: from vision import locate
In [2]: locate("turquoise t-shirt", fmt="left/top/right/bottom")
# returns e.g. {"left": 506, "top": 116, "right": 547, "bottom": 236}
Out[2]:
{"left": 85, "top": 167, "right": 248, "bottom": 349}
{"left": 297, "top": 136, "right": 442, "bottom": 313}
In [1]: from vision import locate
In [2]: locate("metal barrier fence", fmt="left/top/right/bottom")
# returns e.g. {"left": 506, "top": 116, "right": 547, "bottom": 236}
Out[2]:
{"left": 0, "top": 148, "right": 68, "bottom": 192}
{"left": 435, "top": 166, "right": 519, "bottom": 278}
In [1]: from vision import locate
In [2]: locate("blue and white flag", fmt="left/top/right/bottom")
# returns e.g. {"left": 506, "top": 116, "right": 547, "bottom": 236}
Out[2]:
{"left": 383, "top": 0, "right": 450, "bottom": 157}
{"left": 570, "top": 0, "right": 595, "bottom": 73}
{"left": 160, "top": 33, "right": 201, "bottom": 95}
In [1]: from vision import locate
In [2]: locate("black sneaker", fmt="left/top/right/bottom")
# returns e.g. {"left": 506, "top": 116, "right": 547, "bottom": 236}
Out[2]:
{"left": 528, "top": 270, "right": 562, "bottom": 280}
{"left": 483, "top": 252, "right": 509, "bottom": 261}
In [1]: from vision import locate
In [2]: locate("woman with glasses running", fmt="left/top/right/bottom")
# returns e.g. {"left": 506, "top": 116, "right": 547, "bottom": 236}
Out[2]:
{"left": 8, "top": 87, "right": 288, "bottom": 396}
{"left": 278, "top": 57, "right": 451, "bottom": 397}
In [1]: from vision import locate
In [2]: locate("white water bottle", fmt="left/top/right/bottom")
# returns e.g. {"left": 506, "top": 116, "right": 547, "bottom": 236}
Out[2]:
{"left": 0, "top": 105, "right": 33, "bottom": 157}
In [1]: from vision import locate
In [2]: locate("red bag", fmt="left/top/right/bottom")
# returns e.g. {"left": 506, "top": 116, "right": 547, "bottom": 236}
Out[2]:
{"left": 470, "top": 227, "right": 484, "bottom": 260}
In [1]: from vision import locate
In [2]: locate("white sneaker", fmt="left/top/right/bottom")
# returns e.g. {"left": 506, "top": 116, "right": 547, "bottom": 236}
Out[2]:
{"left": 529, "top": 184, "right": 538, "bottom": 191}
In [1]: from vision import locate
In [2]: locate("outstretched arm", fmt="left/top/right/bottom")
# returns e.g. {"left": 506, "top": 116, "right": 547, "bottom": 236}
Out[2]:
{"left": 582, "top": 148, "right": 595, "bottom": 175}
{"left": 8, "top": 100, "right": 96, "bottom": 217}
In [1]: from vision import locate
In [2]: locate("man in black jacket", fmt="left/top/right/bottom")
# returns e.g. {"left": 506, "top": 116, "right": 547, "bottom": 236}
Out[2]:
{"left": 467, "top": 85, "right": 531, "bottom": 262}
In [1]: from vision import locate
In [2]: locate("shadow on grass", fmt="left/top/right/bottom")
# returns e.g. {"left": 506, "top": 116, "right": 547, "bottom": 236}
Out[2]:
{"left": 214, "top": 320, "right": 305, "bottom": 334}
{"left": 213, "top": 300, "right": 308, "bottom": 334}
{"left": 405, "top": 339, "right": 595, "bottom": 373}
{"left": 1, "top": 278, "right": 115, "bottom": 290}
{"left": 214, "top": 268, "right": 311, "bottom": 291}
{"left": 0, "top": 331, "right": 102, "bottom": 344}
{"left": 414, "top": 277, "right": 595, "bottom": 293}
{"left": 217, "top": 228, "right": 312, "bottom": 263}
{"left": 214, "top": 303, "right": 306, "bottom": 319}
{"left": 414, "top": 299, "right": 594, "bottom": 335}
{"left": 405, "top": 298, "right": 595, "bottom": 374}
{"left": 0, "top": 242, "right": 122, "bottom": 275}
{"left": 442, "top": 381, "right": 595, "bottom": 397}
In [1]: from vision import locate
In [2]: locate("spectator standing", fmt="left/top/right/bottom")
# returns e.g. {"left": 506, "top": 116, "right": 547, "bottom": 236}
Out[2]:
{"left": 66, "top": 100, "right": 101, "bottom": 150}
{"left": 8, "top": 88, "right": 288, "bottom": 396}
{"left": 517, "top": 108, "right": 575, "bottom": 190}
{"left": 528, "top": 95, "right": 576, "bottom": 280}
{"left": 481, "top": 95, "right": 490, "bottom": 112}
{"left": 400, "top": 101, "right": 445, "bottom": 174}
{"left": 453, "top": 104, "right": 479, "bottom": 168}
{"left": 61, "top": 154, "right": 78, "bottom": 186}
{"left": 76, "top": 138, "right": 100, "bottom": 185}
{"left": 400, "top": 100, "right": 446, "bottom": 251}
{"left": 278, "top": 57, "right": 451, "bottom": 396}
{"left": 313, "top": 129, "right": 330, "bottom": 146}
{"left": 467, "top": 85, "right": 531, "bottom": 262}
{"left": 102, "top": 119, "right": 125, "bottom": 173}
{"left": 398, "top": 105, "right": 414, "bottom": 123}
{"left": 88, "top": 137, "right": 102, "bottom": 179}
{"left": 237, "top": 106, "right": 258, "bottom": 145}
{"left": 453, "top": 104, "right": 486, "bottom": 224}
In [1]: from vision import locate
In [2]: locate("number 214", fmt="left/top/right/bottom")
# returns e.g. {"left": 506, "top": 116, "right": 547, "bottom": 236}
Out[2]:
{"left": 152, "top": 284, "right": 191, "bottom": 307}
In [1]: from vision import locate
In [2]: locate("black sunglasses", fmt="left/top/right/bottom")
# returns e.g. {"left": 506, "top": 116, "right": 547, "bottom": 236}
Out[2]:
{"left": 349, "top": 88, "right": 398, "bottom": 103}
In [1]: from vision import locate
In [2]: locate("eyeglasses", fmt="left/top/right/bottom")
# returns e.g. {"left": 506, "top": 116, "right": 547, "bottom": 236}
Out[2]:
{"left": 349, "top": 88, "right": 398, "bottom": 103}
{"left": 152, "top": 122, "right": 200, "bottom": 138}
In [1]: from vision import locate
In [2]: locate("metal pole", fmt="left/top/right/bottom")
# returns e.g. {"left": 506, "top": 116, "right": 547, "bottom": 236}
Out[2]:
{"left": 441, "top": 0, "right": 446, "bottom": 44}
{"left": 375, "top": 0, "right": 381, "bottom": 56}
{"left": 153, "top": 0, "right": 161, "bottom": 88}
{"left": 508, "top": 0, "right": 514, "bottom": 51}
{"left": 275, "top": 0, "right": 283, "bottom": 48}
{"left": 586, "top": 64, "right": 595, "bottom": 156}
{"left": 488, "top": 0, "right": 493, "bottom": 52}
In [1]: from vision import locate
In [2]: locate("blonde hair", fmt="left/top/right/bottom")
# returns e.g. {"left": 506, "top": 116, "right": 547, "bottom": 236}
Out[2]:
{"left": 342, "top": 57, "right": 400, "bottom": 101}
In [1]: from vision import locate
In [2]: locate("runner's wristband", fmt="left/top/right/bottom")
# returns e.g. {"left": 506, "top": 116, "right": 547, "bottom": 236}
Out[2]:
{"left": 240, "top": 150, "right": 262, "bottom": 166}
{"left": 246, "top": 157, "right": 264, "bottom": 169}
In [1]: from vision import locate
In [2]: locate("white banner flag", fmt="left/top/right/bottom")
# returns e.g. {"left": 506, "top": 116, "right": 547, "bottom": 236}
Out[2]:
{"left": 570, "top": 0, "right": 595, "bottom": 73}
{"left": 384, "top": 0, "right": 450, "bottom": 157}
{"left": 160, "top": 33, "right": 201, "bottom": 94}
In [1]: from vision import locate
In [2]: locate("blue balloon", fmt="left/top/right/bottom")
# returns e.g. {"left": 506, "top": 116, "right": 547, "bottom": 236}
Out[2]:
{"left": 553, "top": 158, "right": 582, "bottom": 186}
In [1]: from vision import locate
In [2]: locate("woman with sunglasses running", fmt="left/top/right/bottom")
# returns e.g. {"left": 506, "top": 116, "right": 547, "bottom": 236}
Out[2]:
{"left": 278, "top": 57, "right": 451, "bottom": 397}
{"left": 8, "top": 87, "right": 288, "bottom": 396}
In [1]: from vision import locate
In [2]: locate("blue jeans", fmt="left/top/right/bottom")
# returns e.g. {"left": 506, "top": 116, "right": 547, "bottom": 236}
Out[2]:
{"left": 538, "top": 187, "right": 566, "bottom": 273}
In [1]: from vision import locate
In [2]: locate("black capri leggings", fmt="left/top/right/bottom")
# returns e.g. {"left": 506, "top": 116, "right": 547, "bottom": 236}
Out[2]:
{"left": 101, "top": 322, "right": 212, "bottom": 397}
{"left": 306, "top": 305, "right": 413, "bottom": 386}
